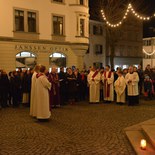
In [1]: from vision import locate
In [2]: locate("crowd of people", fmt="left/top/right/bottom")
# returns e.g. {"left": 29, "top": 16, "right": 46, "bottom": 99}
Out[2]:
{"left": 0, "top": 64, "right": 155, "bottom": 120}
{"left": 88, "top": 64, "right": 155, "bottom": 106}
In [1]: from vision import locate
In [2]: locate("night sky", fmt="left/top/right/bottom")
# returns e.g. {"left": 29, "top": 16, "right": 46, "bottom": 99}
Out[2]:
{"left": 89, "top": 0, "right": 155, "bottom": 37}
{"left": 143, "top": 0, "right": 155, "bottom": 37}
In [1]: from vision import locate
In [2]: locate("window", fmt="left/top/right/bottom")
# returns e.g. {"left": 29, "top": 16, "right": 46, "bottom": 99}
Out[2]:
{"left": 147, "top": 40, "right": 151, "bottom": 46}
{"left": 95, "top": 45, "right": 103, "bottom": 54}
{"left": 93, "top": 62, "right": 103, "bottom": 69}
{"left": 15, "top": 10, "right": 24, "bottom": 31}
{"left": 93, "top": 25, "right": 103, "bottom": 35}
{"left": 16, "top": 51, "right": 37, "bottom": 69}
{"left": 80, "top": 0, "right": 84, "bottom": 5}
{"left": 86, "top": 47, "right": 89, "bottom": 54}
{"left": 28, "top": 12, "right": 36, "bottom": 32}
{"left": 93, "top": 25, "right": 97, "bottom": 35}
{"left": 126, "top": 46, "right": 133, "bottom": 56}
{"left": 53, "top": 0, "right": 63, "bottom": 2}
{"left": 80, "top": 19, "right": 85, "bottom": 36}
{"left": 14, "top": 9, "right": 38, "bottom": 33}
{"left": 143, "top": 40, "right": 146, "bottom": 46}
{"left": 53, "top": 16, "right": 64, "bottom": 35}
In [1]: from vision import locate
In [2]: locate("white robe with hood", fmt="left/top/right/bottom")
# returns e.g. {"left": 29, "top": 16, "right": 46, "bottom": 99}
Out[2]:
{"left": 35, "top": 74, "right": 51, "bottom": 119}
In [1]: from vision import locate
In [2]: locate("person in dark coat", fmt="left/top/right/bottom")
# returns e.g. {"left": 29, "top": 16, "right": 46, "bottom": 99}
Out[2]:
{"left": 66, "top": 68, "right": 77, "bottom": 105}
{"left": 58, "top": 67, "right": 67, "bottom": 105}
{"left": 12, "top": 71, "right": 21, "bottom": 107}
{"left": 144, "top": 75, "right": 153, "bottom": 100}
{"left": 21, "top": 70, "right": 32, "bottom": 106}
{"left": 80, "top": 70, "right": 87, "bottom": 101}
{"left": 0, "top": 71, "right": 9, "bottom": 108}
{"left": 137, "top": 65, "right": 144, "bottom": 95}
{"left": 144, "top": 64, "right": 153, "bottom": 80}
{"left": 8, "top": 72, "right": 14, "bottom": 106}
{"left": 74, "top": 69, "right": 82, "bottom": 102}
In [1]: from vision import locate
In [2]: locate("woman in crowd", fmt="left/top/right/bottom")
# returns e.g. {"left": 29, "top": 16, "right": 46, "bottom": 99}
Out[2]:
{"left": 66, "top": 68, "right": 77, "bottom": 105}
{"left": 0, "top": 70, "right": 10, "bottom": 108}
{"left": 12, "top": 71, "right": 21, "bottom": 107}
{"left": 22, "top": 70, "right": 32, "bottom": 106}
{"left": 144, "top": 74, "right": 153, "bottom": 100}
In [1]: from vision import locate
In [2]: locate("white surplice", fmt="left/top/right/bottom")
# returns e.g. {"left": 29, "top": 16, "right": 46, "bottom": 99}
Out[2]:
{"left": 125, "top": 72, "right": 139, "bottom": 96}
{"left": 35, "top": 74, "right": 51, "bottom": 119}
{"left": 30, "top": 71, "right": 37, "bottom": 117}
{"left": 87, "top": 71, "right": 101, "bottom": 103}
{"left": 114, "top": 76, "right": 126, "bottom": 103}
{"left": 102, "top": 71, "right": 114, "bottom": 101}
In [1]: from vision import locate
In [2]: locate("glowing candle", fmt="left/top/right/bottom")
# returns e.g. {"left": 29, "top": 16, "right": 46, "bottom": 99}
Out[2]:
{"left": 140, "top": 139, "right": 147, "bottom": 150}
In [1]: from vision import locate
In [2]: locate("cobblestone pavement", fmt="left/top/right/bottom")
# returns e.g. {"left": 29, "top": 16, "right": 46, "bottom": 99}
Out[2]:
{"left": 0, "top": 100, "right": 155, "bottom": 155}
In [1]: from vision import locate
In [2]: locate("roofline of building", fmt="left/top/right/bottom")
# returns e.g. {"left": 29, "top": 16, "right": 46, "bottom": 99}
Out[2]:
{"left": 143, "top": 37, "right": 155, "bottom": 40}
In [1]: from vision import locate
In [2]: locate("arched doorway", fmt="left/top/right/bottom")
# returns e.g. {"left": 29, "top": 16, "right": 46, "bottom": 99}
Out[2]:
{"left": 16, "top": 51, "right": 37, "bottom": 69}
{"left": 49, "top": 52, "right": 66, "bottom": 72}
{"left": 49, "top": 52, "right": 66, "bottom": 67}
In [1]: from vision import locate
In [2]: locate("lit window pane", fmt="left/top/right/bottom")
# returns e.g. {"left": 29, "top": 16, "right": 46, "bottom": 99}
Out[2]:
{"left": 53, "top": 16, "right": 63, "bottom": 35}
{"left": 16, "top": 53, "right": 20, "bottom": 57}
{"left": 53, "top": 53, "right": 62, "bottom": 57}
{"left": 31, "top": 54, "right": 35, "bottom": 57}
{"left": 15, "top": 10, "right": 24, "bottom": 31}
{"left": 80, "top": 19, "right": 85, "bottom": 36}
{"left": 21, "top": 52, "right": 31, "bottom": 57}
{"left": 50, "top": 52, "right": 65, "bottom": 58}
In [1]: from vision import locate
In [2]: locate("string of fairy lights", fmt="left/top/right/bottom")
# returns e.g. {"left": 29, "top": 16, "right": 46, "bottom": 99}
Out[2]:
{"left": 101, "top": 3, "right": 155, "bottom": 28}
{"left": 143, "top": 49, "right": 155, "bottom": 56}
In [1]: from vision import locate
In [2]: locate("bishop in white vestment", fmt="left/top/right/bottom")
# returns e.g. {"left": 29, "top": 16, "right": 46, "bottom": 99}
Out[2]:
{"left": 114, "top": 71, "right": 126, "bottom": 105}
{"left": 87, "top": 67, "right": 101, "bottom": 103}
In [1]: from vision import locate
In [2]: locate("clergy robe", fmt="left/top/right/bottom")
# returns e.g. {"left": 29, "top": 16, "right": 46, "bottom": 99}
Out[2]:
{"left": 102, "top": 71, "right": 114, "bottom": 102}
{"left": 35, "top": 74, "right": 51, "bottom": 119}
{"left": 30, "top": 71, "right": 37, "bottom": 116}
{"left": 125, "top": 72, "right": 139, "bottom": 105}
{"left": 114, "top": 76, "right": 126, "bottom": 103}
{"left": 48, "top": 73, "right": 60, "bottom": 109}
{"left": 87, "top": 71, "right": 100, "bottom": 103}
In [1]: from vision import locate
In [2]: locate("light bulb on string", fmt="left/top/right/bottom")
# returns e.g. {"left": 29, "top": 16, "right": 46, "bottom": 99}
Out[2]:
{"left": 101, "top": 3, "right": 154, "bottom": 28}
